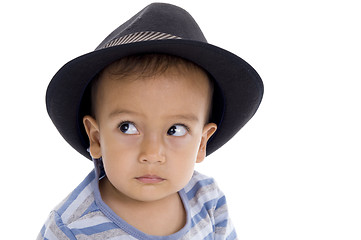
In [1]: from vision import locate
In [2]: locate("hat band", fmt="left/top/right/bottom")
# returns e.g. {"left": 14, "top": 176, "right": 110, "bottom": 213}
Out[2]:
{"left": 101, "top": 31, "right": 182, "bottom": 49}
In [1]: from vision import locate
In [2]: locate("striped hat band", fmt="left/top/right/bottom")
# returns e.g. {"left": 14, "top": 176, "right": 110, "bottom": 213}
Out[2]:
{"left": 101, "top": 31, "right": 182, "bottom": 49}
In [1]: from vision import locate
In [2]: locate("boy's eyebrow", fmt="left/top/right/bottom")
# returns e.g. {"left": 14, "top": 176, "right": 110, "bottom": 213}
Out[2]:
{"left": 170, "top": 114, "right": 199, "bottom": 123}
{"left": 108, "top": 110, "right": 140, "bottom": 118}
{"left": 108, "top": 110, "right": 199, "bottom": 122}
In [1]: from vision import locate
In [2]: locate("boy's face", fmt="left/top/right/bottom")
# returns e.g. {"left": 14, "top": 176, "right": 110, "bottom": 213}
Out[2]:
{"left": 83, "top": 66, "right": 216, "bottom": 203}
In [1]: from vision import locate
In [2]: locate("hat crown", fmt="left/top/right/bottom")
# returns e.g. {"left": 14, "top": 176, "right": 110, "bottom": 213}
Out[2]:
{"left": 96, "top": 3, "right": 207, "bottom": 50}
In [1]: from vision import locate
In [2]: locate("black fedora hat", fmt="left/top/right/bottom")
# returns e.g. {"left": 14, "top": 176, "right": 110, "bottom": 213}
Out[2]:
{"left": 46, "top": 3, "right": 264, "bottom": 160}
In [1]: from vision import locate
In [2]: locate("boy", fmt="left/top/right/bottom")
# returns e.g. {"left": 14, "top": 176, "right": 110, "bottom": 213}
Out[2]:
{"left": 39, "top": 3, "right": 263, "bottom": 240}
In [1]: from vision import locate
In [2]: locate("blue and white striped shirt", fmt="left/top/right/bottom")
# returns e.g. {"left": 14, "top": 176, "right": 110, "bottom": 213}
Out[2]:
{"left": 37, "top": 162, "right": 237, "bottom": 240}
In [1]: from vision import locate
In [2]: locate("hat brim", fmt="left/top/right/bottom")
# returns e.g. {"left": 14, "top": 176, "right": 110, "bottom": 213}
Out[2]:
{"left": 46, "top": 39, "right": 263, "bottom": 160}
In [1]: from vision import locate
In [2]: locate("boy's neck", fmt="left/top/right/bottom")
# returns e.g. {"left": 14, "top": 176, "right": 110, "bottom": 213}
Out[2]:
{"left": 99, "top": 176, "right": 186, "bottom": 236}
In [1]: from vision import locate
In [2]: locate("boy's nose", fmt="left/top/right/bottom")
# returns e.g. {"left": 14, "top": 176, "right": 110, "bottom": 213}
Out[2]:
{"left": 138, "top": 135, "right": 166, "bottom": 164}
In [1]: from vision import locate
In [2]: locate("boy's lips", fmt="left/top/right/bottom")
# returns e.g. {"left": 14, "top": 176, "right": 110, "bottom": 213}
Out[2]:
{"left": 135, "top": 175, "right": 166, "bottom": 184}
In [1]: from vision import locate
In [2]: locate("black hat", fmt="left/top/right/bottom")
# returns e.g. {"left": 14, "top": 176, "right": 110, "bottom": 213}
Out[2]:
{"left": 46, "top": 3, "right": 264, "bottom": 160}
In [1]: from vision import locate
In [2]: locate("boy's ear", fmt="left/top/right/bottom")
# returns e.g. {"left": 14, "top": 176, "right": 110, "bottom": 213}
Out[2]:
{"left": 83, "top": 115, "right": 102, "bottom": 159}
{"left": 196, "top": 123, "right": 217, "bottom": 163}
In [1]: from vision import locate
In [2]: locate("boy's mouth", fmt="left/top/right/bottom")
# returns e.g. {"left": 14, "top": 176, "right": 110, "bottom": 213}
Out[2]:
{"left": 135, "top": 175, "right": 165, "bottom": 184}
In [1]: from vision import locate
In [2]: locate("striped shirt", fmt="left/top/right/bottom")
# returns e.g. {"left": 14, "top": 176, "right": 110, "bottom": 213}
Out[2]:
{"left": 37, "top": 162, "right": 237, "bottom": 240}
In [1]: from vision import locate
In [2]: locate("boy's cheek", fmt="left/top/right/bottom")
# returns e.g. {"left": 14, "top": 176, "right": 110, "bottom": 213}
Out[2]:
{"left": 101, "top": 130, "right": 138, "bottom": 148}
{"left": 167, "top": 137, "right": 204, "bottom": 158}
{"left": 166, "top": 135, "right": 193, "bottom": 148}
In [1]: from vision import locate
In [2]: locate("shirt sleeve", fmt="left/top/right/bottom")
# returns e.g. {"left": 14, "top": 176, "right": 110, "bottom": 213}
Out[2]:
{"left": 36, "top": 211, "right": 77, "bottom": 240}
{"left": 213, "top": 189, "right": 238, "bottom": 240}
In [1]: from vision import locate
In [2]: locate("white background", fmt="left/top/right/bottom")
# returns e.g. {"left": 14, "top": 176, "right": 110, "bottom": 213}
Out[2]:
{"left": 1, "top": 0, "right": 360, "bottom": 239}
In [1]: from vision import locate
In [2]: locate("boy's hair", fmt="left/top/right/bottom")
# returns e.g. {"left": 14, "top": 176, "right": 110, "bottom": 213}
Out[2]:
{"left": 85, "top": 54, "right": 215, "bottom": 122}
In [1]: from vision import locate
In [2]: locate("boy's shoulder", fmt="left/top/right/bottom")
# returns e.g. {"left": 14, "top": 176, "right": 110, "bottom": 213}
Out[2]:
{"left": 38, "top": 170, "right": 129, "bottom": 239}
{"left": 187, "top": 170, "right": 216, "bottom": 190}
{"left": 48, "top": 170, "right": 102, "bottom": 225}
{"left": 184, "top": 171, "right": 225, "bottom": 207}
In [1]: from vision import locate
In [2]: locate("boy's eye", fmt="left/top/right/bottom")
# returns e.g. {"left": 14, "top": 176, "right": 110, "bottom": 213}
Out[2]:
{"left": 167, "top": 124, "right": 188, "bottom": 136}
{"left": 119, "top": 122, "right": 139, "bottom": 135}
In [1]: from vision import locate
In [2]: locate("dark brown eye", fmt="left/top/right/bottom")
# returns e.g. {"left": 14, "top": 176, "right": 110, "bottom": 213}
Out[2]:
{"left": 119, "top": 122, "right": 139, "bottom": 134}
{"left": 167, "top": 125, "right": 188, "bottom": 136}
